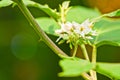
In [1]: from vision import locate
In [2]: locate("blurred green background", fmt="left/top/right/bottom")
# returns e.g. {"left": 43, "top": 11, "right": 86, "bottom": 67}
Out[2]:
{"left": 0, "top": 0, "right": 120, "bottom": 80}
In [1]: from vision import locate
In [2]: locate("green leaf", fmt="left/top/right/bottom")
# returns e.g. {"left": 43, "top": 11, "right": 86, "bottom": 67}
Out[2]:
{"left": 96, "top": 62, "right": 120, "bottom": 79}
{"left": 0, "top": 0, "right": 13, "bottom": 8}
{"left": 59, "top": 58, "right": 94, "bottom": 77}
{"left": 23, "top": 0, "right": 35, "bottom": 6}
{"left": 62, "top": 1, "right": 70, "bottom": 10}
{"left": 104, "top": 9, "right": 120, "bottom": 17}
{"left": 35, "top": 17, "right": 60, "bottom": 35}
{"left": 92, "top": 19, "right": 120, "bottom": 47}
{"left": 66, "top": 6, "right": 100, "bottom": 23}
{"left": 23, "top": 0, "right": 59, "bottom": 20}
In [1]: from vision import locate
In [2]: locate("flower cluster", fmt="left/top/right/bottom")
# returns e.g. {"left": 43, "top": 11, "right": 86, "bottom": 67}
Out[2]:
{"left": 55, "top": 19, "right": 97, "bottom": 44}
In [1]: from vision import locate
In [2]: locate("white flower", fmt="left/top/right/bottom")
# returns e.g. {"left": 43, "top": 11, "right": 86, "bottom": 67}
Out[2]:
{"left": 58, "top": 22, "right": 73, "bottom": 34}
{"left": 75, "top": 19, "right": 91, "bottom": 34}
{"left": 72, "top": 21, "right": 81, "bottom": 29}
{"left": 55, "top": 22, "right": 73, "bottom": 42}
{"left": 55, "top": 19, "right": 97, "bottom": 43}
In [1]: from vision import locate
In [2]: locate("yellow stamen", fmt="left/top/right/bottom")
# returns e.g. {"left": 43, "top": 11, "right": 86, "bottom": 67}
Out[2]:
{"left": 80, "top": 27, "right": 84, "bottom": 31}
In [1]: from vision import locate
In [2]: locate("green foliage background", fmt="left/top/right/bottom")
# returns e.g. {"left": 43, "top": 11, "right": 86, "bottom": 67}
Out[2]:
{"left": 0, "top": 0, "right": 120, "bottom": 80}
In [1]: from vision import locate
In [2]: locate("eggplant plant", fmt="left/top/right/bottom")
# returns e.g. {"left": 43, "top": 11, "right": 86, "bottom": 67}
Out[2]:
{"left": 0, "top": 0, "right": 120, "bottom": 80}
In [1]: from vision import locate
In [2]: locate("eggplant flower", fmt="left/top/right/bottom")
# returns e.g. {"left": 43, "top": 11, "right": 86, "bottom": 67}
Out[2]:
{"left": 55, "top": 19, "right": 97, "bottom": 43}
{"left": 74, "top": 19, "right": 97, "bottom": 39}
{"left": 55, "top": 22, "right": 74, "bottom": 42}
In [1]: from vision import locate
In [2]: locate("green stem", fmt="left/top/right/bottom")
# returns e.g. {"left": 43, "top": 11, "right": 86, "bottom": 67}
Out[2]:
{"left": 80, "top": 44, "right": 97, "bottom": 80}
{"left": 90, "top": 70, "right": 97, "bottom": 80}
{"left": 81, "top": 73, "right": 92, "bottom": 80}
{"left": 72, "top": 43, "right": 92, "bottom": 80}
{"left": 90, "top": 45, "right": 97, "bottom": 80}
{"left": 12, "top": 0, "right": 68, "bottom": 57}
{"left": 80, "top": 44, "right": 95, "bottom": 80}
{"left": 92, "top": 45, "right": 97, "bottom": 64}
{"left": 80, "top": 44, "right": 90, "bottom": 61}
{"left": 72, "top": 45, "right": 78, "bottom": 57}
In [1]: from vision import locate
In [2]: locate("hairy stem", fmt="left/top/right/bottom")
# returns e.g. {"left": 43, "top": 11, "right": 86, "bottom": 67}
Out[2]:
{"left": 12, "top": 0, "right": 68, "bottom": 57}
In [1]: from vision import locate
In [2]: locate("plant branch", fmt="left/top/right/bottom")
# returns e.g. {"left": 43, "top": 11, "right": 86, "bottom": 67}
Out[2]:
{"left": 80, "top": 44, "right": 90, "bottom": 61}
{"left": 81, "top": 73, "right": 92, "bottom": 80}
{"left": 90, "top": 45, "right": 97, "bottom": 80}
{"left": 12, "top": 0, "right": 68, "bottom": 57}
{"left": 72, "top": 45, "right": 78, "bottom": 57}
{"left": 92, "top": 45, "right": 97, "bottom": 64}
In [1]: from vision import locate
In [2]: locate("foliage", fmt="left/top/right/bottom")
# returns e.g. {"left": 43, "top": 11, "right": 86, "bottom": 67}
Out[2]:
{"left": 0, "top": 0, "right": 13, "bottom": 8}
{"left": 96, "top": 63, "right": 120, "bottom": 79}
{"left": 93, "top": 19, "right": 120, "bottom": 47}
{"left": 0, "top": 0, "right": 120, "bottom": 80}
{"left": 36, "top": 17, "right": 59, "bottom": 35}
{"left": 59, "top": 58, "right": 94, "bottom": 77}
